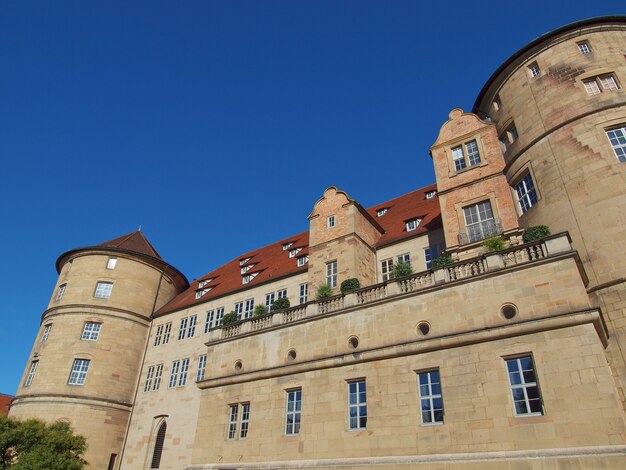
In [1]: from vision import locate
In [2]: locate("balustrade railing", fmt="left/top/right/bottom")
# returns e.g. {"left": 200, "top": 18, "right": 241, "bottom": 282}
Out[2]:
{"left": 318, "top": 295, "right": 344, "bottom": 314}
{"left": 282, "top": 306, "right": 306, "bottom": 323}
{"left": 250, "top": 315, "right": 273, "bottom": 331}
{"left": 398, "top": 272, "right": 435, "bottom": 293}
{"left": 501, "top": 242, "right": 545, "bottom": 267}
{"left": 357, "top": 284, "right": 387, "bottom": 304}
{"left": 447, "top": 259, "right": 485, "bottom": 281}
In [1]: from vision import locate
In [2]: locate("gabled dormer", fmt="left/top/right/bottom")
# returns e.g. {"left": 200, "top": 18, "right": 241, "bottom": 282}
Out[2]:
{"left": 430, "top": 109, "right": 522, "bottom": 259}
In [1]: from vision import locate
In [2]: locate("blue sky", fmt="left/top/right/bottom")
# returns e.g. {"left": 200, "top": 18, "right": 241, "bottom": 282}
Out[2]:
{"left": 0, "top": 1, "right": 622, "bottom": 395}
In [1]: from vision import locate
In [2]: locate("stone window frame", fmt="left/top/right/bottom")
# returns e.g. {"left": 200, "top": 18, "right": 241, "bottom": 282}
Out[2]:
{"left": 154, "top": 322, "right": 172, "bottom": 347}
{"left": 528, "top": 61, "right": 541, "bottom": 78}
{"left": 509, "top": 163, "right": 541, "bottom": 216}
{"left": 148, "top": 417, "right": 167, "bottom": 469}
{"left": 453, "top": 192, "right": 501, "bottom": 245}
{"left": 327, "top": 215, "right": 336, "bottom": 228}
{"left": 80, "top": 321, "right": 102, "bottom": 341}
{"left": 299, "top": 283, "right": 308, "bottom": 304}
{"left": 168, "top": 358, "right": 190, "bottom": 388}
{"left": 55, "top": 283, "right": 67, "bottom": 302}
{"left": 577, "top": 68, "right": 621, "bottom": 96}
{"left": 144, "top": 364, "right": 164, "bottom": 392}
{"left": 380, "top": 258, "right": 394, "bottom": 282}
{"left": 24, "top": 359, "right": 39, "bottom": 387}
{"left": 285, "top": 388, "right": 302, "bottom": 436}
{"left": 106, "top": 257, "right": 117, "bottom": 270}
{"left": 416, "top": 368, "right": 445, "bottom": 425}
{"left": 326, "top": 260, "right": 338, "bottom": 289}
{"left": 227, "top": 402, "right": 251, "bottom": 440}
{"left": 499, "top": 120, "right": 519, "bottom": 153}
{"left": 41, "top": 323, "right": 52, "bottom": 342}
{"left": 94, "top": 281, "right": 113, "bottom": 299}
{"left": 595, "top": 117, "right": 626, "bottom": 164}
{"left": 347, "top": 378, "right": 367, "bottom": 431}
{"left": 68, "top": 358, "right": 90, "bottom": 386}
{"left": 196, "top": 354, "right": 207, "bottom": 382}
{"left": 577, "top": 40, "right": 591, "bottom": 54}
{"left": 504, "top": 354, "right": 544, "bottom": 417}
{"left": 445, "top": 134, "right": 489, "bottom": 177}
{"left": 606, "top": 125, "right": 626, "bottom": 163}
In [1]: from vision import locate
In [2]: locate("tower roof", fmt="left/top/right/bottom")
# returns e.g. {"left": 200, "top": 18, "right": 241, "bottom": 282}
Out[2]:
{"left": 98, "top": 230, "right": 162, "bottom": 259}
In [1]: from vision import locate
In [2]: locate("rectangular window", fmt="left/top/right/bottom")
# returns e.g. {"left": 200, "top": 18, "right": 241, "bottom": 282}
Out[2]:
{"left": 234, "top": 302, "right": 243, "bottom": 320}
{"left": 106, "top": 257, "right": 117, "bottom": 269}
{"left": 452, "top": 139, "right": 481, "bottom": 171}
{"left": 299, "top": 283, "right": 308, "bottom": 304}
{"left": 178, "top": 317, "right": 188, "bottom": 340}
{"left": 94, "top": 281, "right": 113, "bottom": 299}
{"left": 405, "top": 218, "right": 421, "bottom": 232}
{"left": 424, "top": 247, "right": 439, "bottom": 270}
{"left": 326, "top": 261, "right": 337, "bottom": 288}
{"left": 56, "top": 283, "right": 66, "bottom": 301}
{"left": 396, "top": 253, "right": 411, "bottom": 267}
{"left": 327, "top": 215, "right": 336, "bottom": 228}
{"left": 417, "top": 370, "right": 444, "bottom": 424}
{"left": 297, "top": 255, "right": 308, "bottom": 267}
{"left": 348, "top": 379, "right": 367, "bottom": 430}
{"left": 583, "top": 78, "right": 601, "bottom": 95}
{"left": 81, "top": 322, "right": 101, "bottom": 341}
{"left": 41, "top": 324, "right": 52, "bottom": 342}
{"left": 528, "top": 61, "right": 540, "bottom": 78}
{"left": 584, "top": 74, "right": 620, "bottom": 95}
{"left": 606, "top": 126, "right": 626, "bottom": 163}
{"left": 162, "top": 323, "right": 171, "bottom": 344}
{"left": 205, "top": 310, "right": 215, "bottom": 333}
{"left": 381, "top": 258, "right": 394, "bottom": 282}
{"left": 285, "top": 389, "right": 302, "bottom": 436}
{"left": 215, "top": 307, "right": 225, "bottom": 327}
{"left": 465, "top": 140, "right": 481, "bottom": 166}
{"left": 600, "top": 74, "right": 619, "bottom": 91}
{"left": 144, "top": 365, "right": 156, "bottom": 392}
{"left": 187, "top": 315, "right": 197, "bottom": 337}
{"left": 228, "top": 403, "right": 251, "bottom": 440}
{"left": 265, "top": 292, "right": 275, "bottom": 312}
{"left": 377, "top": 208, "right": 388, "bottom": 217}
{"left": 196, "top": 354, "right": 207, "bottom": 382}
{"left": 463, "top": 200, "right": 497, "bottom": 243}
{"left": 168, "top": 358, "right": 189, "bottom": 388}
{"left": 506, "top": 356, "right": 543, "bottom": 416}
{"left": 452, "top": 145, "right": 466, "bottom": 171}
{"left": 499, "top": 122, "right": 519, "bottom": 151}
{"left": 277, "top": 289, "right": 287, "bottom": 299}
{"left": 68, "top": 359, "right": 90, "bottom": 385}
{"left": 577, "top": 41, "right": 591, "bottom": 54}
{"left": 154, "top": 323, "right": 172, "bottom": 346}
{"left": 514, "top": 173, "right": 538, "bottom": 213}
{"left": 24, "top": 360, "right": 38, "bottom": 387}
{"left": 152, "top": 364, "right": 163, "bottom": 391}
{"left": 288, "top": 248, "right": 302, "bottom": 258}
{"left": 244, "top": 299, "right": 254, "bottom": 319}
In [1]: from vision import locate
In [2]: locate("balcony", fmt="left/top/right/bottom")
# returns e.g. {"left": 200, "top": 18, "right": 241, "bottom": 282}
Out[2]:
{"left": 207, "top": 233, "right": 576, "bottom": 344}
{"left": 459, "top": 218, "right": 503, "bottom": 245}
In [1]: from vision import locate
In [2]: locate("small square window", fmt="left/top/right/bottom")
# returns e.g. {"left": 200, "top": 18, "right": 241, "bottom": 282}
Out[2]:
{"left": 296, "top": 255, "right": 308, "bottom": 267}
{"left": 327, "top": 215, "right": 336, "bottom": 228}
{"left": 94, "top": 282, "right": 113, "bottom": 299}
{"left": 81, "top": 322, "right": 101, "bottom": 341}
{"left": 577, "top": 41, "right": 591, "bottom": 54}
{"left": 528, "top": 62, "right": 540, "bottom": 78}
{"left": 106, "top": 257, "right": 117, "bottom": 270}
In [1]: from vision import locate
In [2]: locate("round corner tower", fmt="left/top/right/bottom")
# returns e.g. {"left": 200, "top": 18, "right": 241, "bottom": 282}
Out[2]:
{"left": 472, "top": 16, "right": 626, "bottom": 403}
{"left": 9, "top": 231, "right": 188, "bottom": 469}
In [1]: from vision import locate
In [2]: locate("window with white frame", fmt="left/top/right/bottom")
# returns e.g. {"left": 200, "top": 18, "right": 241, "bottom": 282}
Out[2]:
{"left": 505, "top": 356, "right": 543, "bottom": 416}
{"left": 196, "top": 354, "right": 207, "bottom": 382}
{"left": 348, "top": 379, "right": 367, "bottom": 430}
{"left": 326, "top": 261, "right": 337, "bottom": 288}
{"left": 499, "top": 122, "right": 519, "bottom": 152}
{"left": 195, "top": 287, "right": 212, "bottom": 299}
{"left": 234, "top": 302, "right": 243, "bottom": 320}
{"left": 178, "top": 317, "right": 188, "bottom": 340}
{"left": 228, "top": 403, "right": 251, "bottom": 439}
{"left": 405, "top": 218, "right": 421, "bottom": 232}
{"left": 265, "top": 292, "right": 275, "bottom": 312}
{"left": 514, "top": 172, "right": 538, "bottom": 213}
{"left": 24, "top": 360, "right": 38, "bottom": 387}
{"left": 297, "top": 255, "right": 308, "bottom": 267}
{"left": 188, "top": 315, "right": 197, "bottom": 337}
{"left": 68, "top": 359, "right": 90, "bottom": 385}
{"left": 606, "top": 126, "right": 626, "bottom": 163}
{"left": 425, "top": 190, "right": 437, "bottom": 199}
{"left": 239, "top": 257, "right": 251, "bottom": 266}
{"left": 327, "top": 215, "right": 336, "bottom": 228}
{"left": 451, "top": 140, "right": 481, "bottom": 171}
{"left": 176, "top": 315, "right": 197, "bottom": 339}
{"left": 424, "top": 245, "right": 443, "bottom": 270}
{"left": 377, "top": 208, "right": 388, "bottom": 217}
{"left": 282, "top": 242, "right": 293, "bottom": 251}
{"left": 214, "top": 307, "right": 224, "bottom": 327}
{"left": 288, "top": 248, "right": 302, "bottom": 258}
{"left": 396, "top": 253, "right": 411, "bottom": 267}
{"left": 81, "top": 322, "right": 101, "bottom": 341}
{"left": 583, "top": 73, "right": 620, "bottom": 95}
{"left": 299, "top": 283, "right": 308, "bottom": 304}
{"left": 577, "top": 40, "right": 591, "bottom": 54}
{"left": 528, "top": 61, "right": 540, "bottom": 78}
{"left": 144, "top": 364, "right": 163, "bottom": 392}
{"left": 56, "top": 283, "right": 66, "bottom": 301}
{"left": 154, "top": 322, "right": 172, "bottom": 346}
{"left": 463, "top": 200, "right": 497, "bottom": 243}
{"left": 168, "top": 358, "right": 189, "bottom": 388}
{"left": 41, "top": 323, "right": 52, "bottom": 342}
{"left": 381, "top": 259, "right": 394, "bottom": 282}
{"left": 198, "top": 279, "right": 212, "bottom": 288}
{"left": 244, "top": 299, "right": 255, "bottom": 319}
{"left": 240, "top": 264, "right": 255, "bottom": 274}
{"left": 106, "top": 257, "right": 117, "bottom": 269}
{"left": 242, "top": 273, "right": 258, "bottom": 284}
{"left": 277, "top": 289, "right": 287, "bottom": 299}
{"left": 417, "top": 370, "right": 444, "bottom": 424}
{"left": 285, "top": 389, "right": 302, "bottom": 436}
{"left": 94, "top": 281, "right": 113, "bottom": 299}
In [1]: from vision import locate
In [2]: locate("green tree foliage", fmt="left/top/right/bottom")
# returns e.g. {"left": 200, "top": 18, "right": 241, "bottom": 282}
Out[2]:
{"left": 253, "top": 304, "right": 269, "bottom": 317}
{"left": 222, "top": 311, "right": 238, "bottom": 326}
{"left": 392, "top": 260, "right": 413, "bottom": 278}
{"left": 482, "top": 235, "right": 506, "bottom": 252}
{"left": 316, "top": 284, "right": 333, "bottom": 299}
{"left": 272, "top": 297, "right": 291, "bottom": 311}
{"left": 522, "top": 225, "right": 551, "bottom": 243}
{"left": 431, "top": 255, "right": 453, "bottom": 269}
{"left": 0, "top": 415, "right": 87, "bottom": 469}
{"left": 340, "top": 278, "right": 360, "bottom": 294}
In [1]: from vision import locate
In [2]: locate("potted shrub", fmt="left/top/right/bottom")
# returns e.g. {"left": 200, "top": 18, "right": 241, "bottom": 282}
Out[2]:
{"left": 222, "top": 311, "right": 238, "bottom": 326}
{"left": 253, "top": 304, "right": 269, "bottom": 317}
{"left": 392, "top": 260, "right": 413, "bottom": 278}
{"left": 340, "top": 278, "right": 360, "bottom": 294}
{"left": 432, "top": 255, "right": 453, "bottom": 269}
{"left": 316, "top": 284, "right": 332, "bottom": 300}
{"left": 272, "top": 297, "right": 291, "bottom": 311}
{"left": 523, "top": 225, "right": 550, "bottom": 242}
{"left": 482, "top": 235, "right": 506, "bottom": 252}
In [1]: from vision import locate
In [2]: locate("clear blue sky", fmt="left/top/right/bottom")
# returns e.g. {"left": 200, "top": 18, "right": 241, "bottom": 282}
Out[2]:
{"left": 0, "top": 1, "right": 622, "bottom": 394}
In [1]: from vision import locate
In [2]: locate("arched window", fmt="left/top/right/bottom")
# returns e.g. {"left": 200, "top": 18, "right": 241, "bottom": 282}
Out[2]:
{"left": 150, "top": 421, "right": 166, "bottom": 468}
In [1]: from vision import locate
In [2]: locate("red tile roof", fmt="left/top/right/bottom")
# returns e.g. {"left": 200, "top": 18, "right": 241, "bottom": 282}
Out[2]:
{"left": 156, "top": 184, "right": 441, "bottom": 316}
{"left": 0, "top": 393, "right": 12, "bottom": 416}
{"left": 99, "top": 230, "right": 162, "bottom": 259}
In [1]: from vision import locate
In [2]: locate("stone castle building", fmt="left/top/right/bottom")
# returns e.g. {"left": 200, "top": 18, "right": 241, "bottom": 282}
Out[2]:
{"left": 9, "top": 15, "right": 626, "bottom": 469}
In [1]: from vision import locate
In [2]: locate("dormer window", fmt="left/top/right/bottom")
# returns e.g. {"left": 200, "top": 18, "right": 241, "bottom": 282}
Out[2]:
{"left": 406, "top": 218, "right": 422, "bottom": 232}
{"left": 195, "top": 287, "right": 212, "bottom": 299}
{"left": 297, "top": 255, "right": 309, "bottom": 267}
{"left": 240, "top": 264, "right": 256, "bottom": 274}
{"left": 377, "top": 208, "right": 388, "bottom": 217}
{"left": 242, "top": 273, "right": 259, "bottom": 285}
{"left": 282, "top": 242, "right": 293, "bottom": 251}
{"left": 239, "top": 257, "right": 251, "bottom": 266}
{"left": 425, "top": 190, "right": 437, "bottom": 199}
{"left": 198, "top": 279, "right": 212, "bottom": 289}
{"left": 327, "top": 215, "right": 336, "bottom": 228}
{"left": 289, "top": 248, "right": 302, "bottom": 258}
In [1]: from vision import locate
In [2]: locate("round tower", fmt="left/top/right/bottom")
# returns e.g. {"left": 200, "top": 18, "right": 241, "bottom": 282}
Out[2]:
{"left": 9, "top": 231, "right": 188, "bottom": 469}
{"left": 473, "top": 17, "right": 626, "bottom": 402}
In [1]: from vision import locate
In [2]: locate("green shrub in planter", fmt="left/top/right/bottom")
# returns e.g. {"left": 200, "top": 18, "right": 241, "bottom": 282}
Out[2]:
{"left": 392, "top": 260, "right": 413, "bottom": 278}
{"left": 340, "top": 278, "right": 360, "bottom": 294}
{"left": 316, "top": 284, "right": 333, "bottom": 299}
{"left": 523, "top": 225, "right": 551, "bottom": 243}
{"left": 253, "top": 304, "right": 268, "bottom": 317}
{"left": 482, "top": 235, "right": 506, "bottom": 252}
{"left": 431, "top": 255, "right": 453, "bottom": 269}
{"left": 222, "top": 311, "right": 238, "bottom": 326}
{"left": 272, "top": 297, "right": 291, "bottom": 311}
